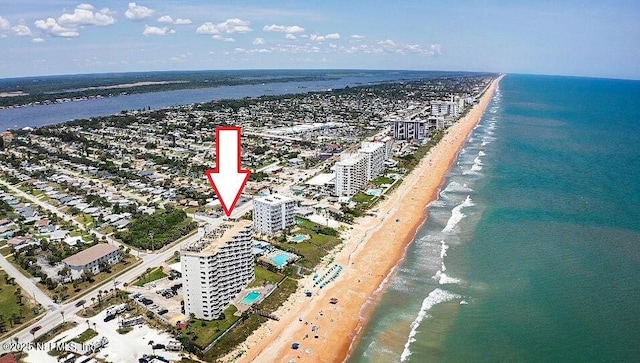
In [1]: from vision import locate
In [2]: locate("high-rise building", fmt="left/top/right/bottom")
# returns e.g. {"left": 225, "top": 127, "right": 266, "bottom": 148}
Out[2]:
{"left": 359, "top": 142, "right": 386, "bottom": 181}
{"left": 253, "top": 194, "right": 296, "bottom": 236}
{"left": 181, "top": 221, "right": 254, "bottom": 320}
{"left": 376, "top": 136, "right": 395, "bottom": 160}
{"left": 335, "top": 153, "right": 368, "bottom": 197}
{"left": 392, "top": 120, "right": 428, "bottom": 141}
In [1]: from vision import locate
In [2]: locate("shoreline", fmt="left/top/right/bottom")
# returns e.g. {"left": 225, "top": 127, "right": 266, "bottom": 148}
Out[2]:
{"left": 228, "top": 75, "right": 503, "bottom": 363}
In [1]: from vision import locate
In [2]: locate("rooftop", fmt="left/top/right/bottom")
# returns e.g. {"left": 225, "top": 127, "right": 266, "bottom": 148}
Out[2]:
{"left": 181, "top": 220, "right": 251, "bottom": 256}
{"left": 254, "top": 193, "right": 293, "bottom": 205}
{"left": 62, "top": 243, "right": 119, "bottom": 267}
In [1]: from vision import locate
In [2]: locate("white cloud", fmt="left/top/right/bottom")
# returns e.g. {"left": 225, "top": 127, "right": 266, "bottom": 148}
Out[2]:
{"left": 34, "top": 18, "right": 79, "bottom": 38}
{"left": 32, "top": 37, "right": 45, "bottom": 43}
{"left": 142, "top": 25, "right": 175, "bottom": 36}
{"left": 430, "top": 43, "right": 442, "bottom": 55}
{"left": 12, "top": 24, "right": 32, "bottom": 36}
{"left": 0, "top": 16, "right": 10, "bottom": 37}
{"left": 174, "top": 18, "right": 192, "bottom": 25}
{"left": 196, "top": 18, "right": 251, "bottom": 35}
{"left": 125, "top": 2, "right": 155, "bottom": 20}
{"left": 252, "top": 37, "right": 265, "bottom": 45}
{"left": 157, "top": 15, "right": 173, "bottom": 24}
{"left": 285, "top": 33, "right": 297, "bottom": 40}
{"left": 378, "top": 39, "right": 397, "bottom": 47}
{"left": 234, "top": 47, "right": 246, "bottom": 53}
{"left": 212, "top": 34, "right": 235, "bottom": 42}
{"left": 58, "top": 4, "right": 116, "bottom": 27}
{"left": 350, "top": 34, "right": 365, "bottom": 39}
{"left": 325, "top": 33, "right": 340, "bottom": 40}
{"left": 310, "top": 34, "right": 325, "bottom": 42}
{"left": 263, "top": 24, "right": 305, "bottom": 33}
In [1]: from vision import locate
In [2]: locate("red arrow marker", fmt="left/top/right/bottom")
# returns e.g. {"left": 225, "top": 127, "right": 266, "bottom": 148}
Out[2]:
{"left": 205, "top": 127, "right": 252, "bottom": 217}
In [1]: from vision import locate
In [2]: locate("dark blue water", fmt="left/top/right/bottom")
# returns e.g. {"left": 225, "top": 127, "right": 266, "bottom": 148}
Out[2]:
{"left": 349, "top": 75, "right": 640, "bottom": 362}
{"left": 0, "top": 71, "right": 441, "bottom": 131}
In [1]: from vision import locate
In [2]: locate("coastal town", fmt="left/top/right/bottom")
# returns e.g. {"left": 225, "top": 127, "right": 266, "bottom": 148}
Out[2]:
{"left": 0, "top": 73, "right": 497, "bottom": 363}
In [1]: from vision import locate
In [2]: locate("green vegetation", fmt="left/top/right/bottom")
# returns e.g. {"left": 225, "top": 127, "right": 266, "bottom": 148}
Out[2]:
{"left": 0, "top": 270, "right": 41, "bottom": 336}
{"left": 248, "top": 265, "right": 283, "bottom": 288}
{"left": 372, "top": 176, "right": 394, "bottom": 186}
{"left": 114, "top": 206, "right": 196, "bottom": 250}
{"left": 268, "top": 218, "right": 341, "bottom": 271}
{"left": 117, "top": 327, "right": 132, "bottom": 334}
{"left": 78, "top": 289, "right": 129, "bottom": 318}
{"left": 202, "top": 278, "right": 298, "bottom": 361}
{"left": 72, "top": 328, "right": 98, "bottom": 343}
{"left": 182, "top": 305, "right": 240, "bottom": 349}
{"left": 34, "top": 322, "right": 77, "bottom": 343}
{"left": 134, "top": 267, "right": 167, "bottom": 287}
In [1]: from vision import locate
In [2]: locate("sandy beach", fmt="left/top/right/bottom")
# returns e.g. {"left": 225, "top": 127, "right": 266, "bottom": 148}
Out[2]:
{"left": 226, "top": 75, "right": 503, "bottom": 363}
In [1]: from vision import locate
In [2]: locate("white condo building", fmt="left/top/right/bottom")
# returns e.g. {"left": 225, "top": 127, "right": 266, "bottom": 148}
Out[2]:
{"left": 181, "top": 221, "right": 254, "bottom": 320}
{"left": 253, "top": 194, "right": 296, "bottom": 236}
{"left": 335, "top": 153, "right": 368, "bottom": 197}
{"left": 359, "top": 142, "right": 386, "bottom": 181}
{"left": 392, "top": 120, "right": 428, "bottom": 141}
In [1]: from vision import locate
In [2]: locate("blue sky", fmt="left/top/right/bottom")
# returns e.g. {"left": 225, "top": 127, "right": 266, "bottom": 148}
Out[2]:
{"left": 0, "top": 0, "right": 638, "bottom": 79}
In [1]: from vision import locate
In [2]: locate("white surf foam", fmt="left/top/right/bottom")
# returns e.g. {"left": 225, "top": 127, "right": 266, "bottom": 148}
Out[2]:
{"left": 443, "top": 181, "right": 473, "bottom": 193}
{"left": 473, "top": 156, "right": 483, "bottom": 166}
{"left": 478, "top": 150, "right": 486, "bottom": 157}
{"left": 470, "top": 163, "right": 483, "bottom": 172}
{"left": 433, "top": 271, "right": 461, "bottom": 285}
{"left": 442, "top": 195, "right": 474, "bottom": 233}
{"left": 400, "top": 288, "right": 461, "bottom": 362}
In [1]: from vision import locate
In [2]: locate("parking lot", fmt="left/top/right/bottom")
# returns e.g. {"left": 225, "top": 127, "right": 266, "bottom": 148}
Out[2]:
{"left": 128, "top": 275, "right": 186, "bottom": 325}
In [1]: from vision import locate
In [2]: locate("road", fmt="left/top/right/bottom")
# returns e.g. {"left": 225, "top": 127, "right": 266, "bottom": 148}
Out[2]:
{"left": 0, "top": 185, "right": 255, "bottom": 351}
{"left": 0, "top": 152, "right": 302, "bottom": 352}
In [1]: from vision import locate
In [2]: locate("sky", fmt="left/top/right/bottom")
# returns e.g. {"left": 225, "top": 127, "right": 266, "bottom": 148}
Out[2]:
{"left": 0, "top": 0, "right": 638, "bottom": 79}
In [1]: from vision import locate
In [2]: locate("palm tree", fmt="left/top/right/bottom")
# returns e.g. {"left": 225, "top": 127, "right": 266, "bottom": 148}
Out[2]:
{"left": 148, "top": 340, "right": 155, "bottom": 355}
{"left": 60, "top": 311, "right": 65, "bottom": 323}
{"left": 14, "top": 287, "right": 23, "bottom": 305}
{"left": 86, "top": 319, "right": 90, "bottom": 329}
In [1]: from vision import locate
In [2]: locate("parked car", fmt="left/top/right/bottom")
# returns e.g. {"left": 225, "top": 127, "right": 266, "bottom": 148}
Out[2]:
{"left": 104, "top": 314, "right": 116, "bottom": 322}
{"left": 158, "top": 309, "right": 168, "bottom": 315}
{"left": 30, "top": 326, "right": 42, "bottom": 334}
{"left": 152, "top": 344, "right": 165, "bottom": 350}
{"left": 75, "top": 299, "right": 86, "bottom": 307}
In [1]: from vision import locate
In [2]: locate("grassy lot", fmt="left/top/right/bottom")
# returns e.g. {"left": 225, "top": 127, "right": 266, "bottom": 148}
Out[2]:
{"left": 0, "top": 246, "right": 12, "bottom": 257}
{"left": 114, "top": 207, "right": 197, "bottom": 250}
{"left": 270, "top": 218, "right": 341, "bottom": 271}
{"left": 248, "top": 265, "right": 283, "bottom": 288}
{"left": 202, "top": 278, "right": 298, "bottom": 361}
{"left": 0, "top": 270, "right": 41, "bottom": 336}
{"left": 352, "top": 191, "right": 375, "bottom": 204}
{"left": 134, "top": 267, "right": 167, "bottom": 287}
{"left": 35, "top": 322, "right": 77, "bottom": 343}
{"left": 182, "top": 305, "right": 240, "bottom": 349}
{"left": 72, "top": 328, "right": 98, "bottom": 343}
{"left": 372, "top": 176, "right": 394, "bottom": 186}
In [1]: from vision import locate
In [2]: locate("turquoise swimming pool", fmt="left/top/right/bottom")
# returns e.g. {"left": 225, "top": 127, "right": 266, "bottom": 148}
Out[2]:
{"left": 241, "top": 291, "right": 261, "bottom": 305}
{"left": 367, "top": 188, "right": 382, "bottom": 197}
{"left": 272, "top": 252, "right": 292, "bottom": 268}
{"left": 291, "top": 234, "right": 310, "bottom": 243}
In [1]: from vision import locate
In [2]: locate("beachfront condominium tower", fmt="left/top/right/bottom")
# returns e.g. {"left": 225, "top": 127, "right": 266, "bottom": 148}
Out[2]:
{"left": 181, "top": 221, "right": 254, "bottom": 320}
{"left": 392, "top": 120, "right": 427, "bottom": 141}
{"left": 253, "top": 194, "right": 296, "bottom": 236}
{"left": 359, "top": 141, "right": 386, "bottom": 181}
{"left": 335, "top": 153, "right": 368, "bottom": 197}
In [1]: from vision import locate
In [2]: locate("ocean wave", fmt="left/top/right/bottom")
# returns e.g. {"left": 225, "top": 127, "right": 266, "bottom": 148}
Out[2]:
{"left": 433, "top": 270, "right": 461, "bottom": 285}
{"left": 399, "top": 288, "right": 461, "bottom": 362}
{"left": 478, "top": 150, "right": 486, "bottom": 157}
{"left": 470, "top": 163, "right": 483, "bottom": 172}
{"left": 442, "top": 195, "right": 474, "bottom": 232}
{"left": 443, "top": 181, "right": 473, "bottom": 193}
{"left": 427, "top": 200, "right": 447, "bottom": 208}
{"left": 473, "top": 156, "right": 483, "bottom": 166}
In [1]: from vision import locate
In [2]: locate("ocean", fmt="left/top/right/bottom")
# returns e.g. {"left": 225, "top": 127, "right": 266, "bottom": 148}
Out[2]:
{"left": 348, "top": 74, "right": 640, "bottom": 362}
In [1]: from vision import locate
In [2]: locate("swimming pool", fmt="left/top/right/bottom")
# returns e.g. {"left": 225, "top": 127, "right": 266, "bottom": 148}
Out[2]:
{"left": 291, "top": 234, "right": 310, "bottom": 243}
{"left": 271, "top": 252, "right": 292, "bottom": 268}
{"left": 367, "top": 189, "right": 382, "bottom": 197}
{"left": 241, "top": 291, "right": 261, "bottom": 305}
